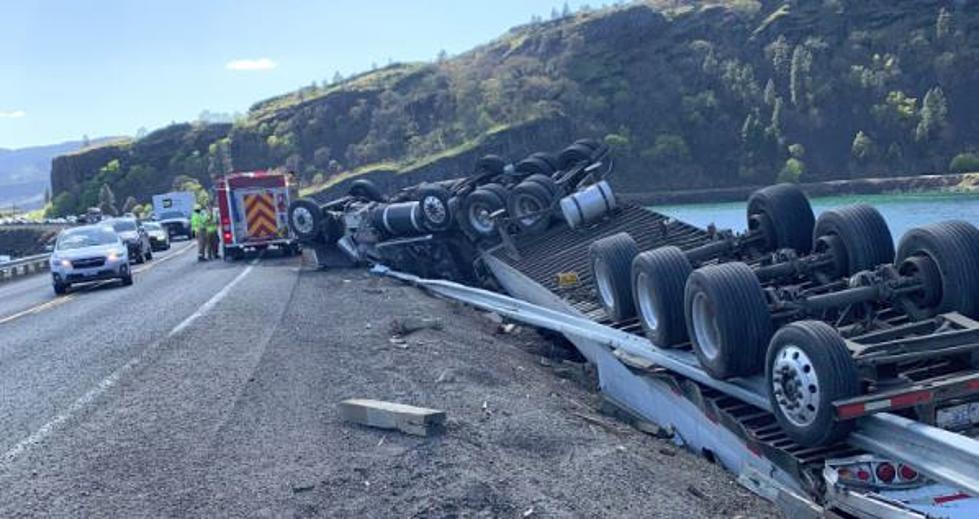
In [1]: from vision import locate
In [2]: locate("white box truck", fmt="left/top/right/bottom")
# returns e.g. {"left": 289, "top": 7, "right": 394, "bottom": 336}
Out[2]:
{"left": 152, "top": 191, "right": 196, "bottom": 239}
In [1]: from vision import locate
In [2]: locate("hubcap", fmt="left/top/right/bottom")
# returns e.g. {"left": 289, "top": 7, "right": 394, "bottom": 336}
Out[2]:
{"left": 292, "top": 207, "right": 314, "bottom": 234}
{"left": 515, "top": 194, "right": 543, "bottom": 226}
{"left": 691, "top": 291, "right": 721, "bottom": 361}
{"left": 595, "top": 258, "right": 615, "bottom": 311}
{"left": 423, "top": 196, "right": 447, "bottom": 225}
{"left": 636, "top": 272, "right": 659, "bottom": 332}
{"left": 468, "top": 203, "right": 495, "bottom": 234}
{"left": 771, "top": 345, "right": 821, "bottom": 427}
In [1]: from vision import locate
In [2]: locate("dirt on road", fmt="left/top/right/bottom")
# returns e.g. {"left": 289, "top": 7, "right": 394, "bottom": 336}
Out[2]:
{"left": 247, "top": 267, "right": 780, "bottom": 518}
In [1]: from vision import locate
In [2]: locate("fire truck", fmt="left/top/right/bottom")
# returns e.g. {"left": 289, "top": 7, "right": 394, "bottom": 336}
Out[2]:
{"left": 215, "top": 170, "right": 299, "bottom": 260}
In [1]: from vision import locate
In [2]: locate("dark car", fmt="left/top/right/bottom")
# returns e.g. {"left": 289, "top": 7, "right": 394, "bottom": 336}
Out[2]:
{"left": 107, "top": 217, "right": 152, "bottom": 263}
{"left": 142, "top": 221, "right": 171, "bottom": 251}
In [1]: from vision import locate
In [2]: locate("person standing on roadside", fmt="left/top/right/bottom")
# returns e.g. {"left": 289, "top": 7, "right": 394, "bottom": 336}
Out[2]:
{"left": 192, "top": 206, "right": 207, "bottom": 261}
{"left": 207, "top": 205, "right": 220, "bottom": 260}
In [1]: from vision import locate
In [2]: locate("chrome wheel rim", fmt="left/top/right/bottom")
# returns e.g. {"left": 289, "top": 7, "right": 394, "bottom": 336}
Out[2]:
{"left": 772, "top": 345, "right": 821, "bottom": 427}
{"left": 516, "top": 194, "right": 543, "bottom": 226}
{"left": 292, "top": 206, "right": 314, "bottom": 235}
{"left": 422, "top": 196, "right": 447, "bottom": 225}
{"left": 468, "top": 203, "right": 495, "bottom": 235}
{"left": 636, "top": 272, "right": 658, "bottom": 333}
{"left": 595, "top": 258, "right": 615, "bottom": 312}
{"left": 691, "top": 291, "right": 721, "bottom": 361}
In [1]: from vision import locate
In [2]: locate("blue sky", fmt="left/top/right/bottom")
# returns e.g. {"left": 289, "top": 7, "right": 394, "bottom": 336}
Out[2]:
{"left": 1, "top": 0, "right": 588, "bottom": 149}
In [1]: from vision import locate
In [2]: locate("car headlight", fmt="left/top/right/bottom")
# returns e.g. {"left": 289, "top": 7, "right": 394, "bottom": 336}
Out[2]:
{"left": 107, "top": 249, "right": 125, "bottom": 262}
{"left": 59, "top": 259, "right": 71, "bottom": 268}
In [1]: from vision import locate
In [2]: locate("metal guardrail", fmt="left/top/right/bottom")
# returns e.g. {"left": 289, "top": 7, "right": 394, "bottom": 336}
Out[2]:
{"left": 378, "top": 264, "right": 979, "bottom": 497}
{"left": 0, "top": 253, "right": 51, "bottom": 283}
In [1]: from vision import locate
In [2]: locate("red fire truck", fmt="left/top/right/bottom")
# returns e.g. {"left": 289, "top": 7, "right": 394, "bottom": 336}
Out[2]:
{"left": 215, "top": 170, "right": 299, "bottom": 260}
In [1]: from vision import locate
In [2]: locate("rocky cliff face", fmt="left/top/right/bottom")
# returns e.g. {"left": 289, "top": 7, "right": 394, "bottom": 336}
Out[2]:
{"left": 48, "top": 0, "right": 979, "bottom": 213}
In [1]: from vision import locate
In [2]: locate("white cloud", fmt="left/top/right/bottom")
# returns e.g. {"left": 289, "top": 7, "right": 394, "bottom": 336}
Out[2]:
{"left": 225, "top": 58, "right": 277, "bottom": 71}
{"left": 0, "top": 110, "right": 26, "bottom": 118}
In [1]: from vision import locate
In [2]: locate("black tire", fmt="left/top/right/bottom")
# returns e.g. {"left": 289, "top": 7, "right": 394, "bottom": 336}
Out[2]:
{"left": 523, "top": 173, "right": 559, "bottom": 197}
{"left": 896, "top": 221, "right": 979, "bottom": 319}
{"left": 684, "top": 262, "right": 773, "bottom": 379}
{"left": 53, "top": 282, "right": 67, "bottom": 295}
{"left": 515, "top": 156, "right": 556, "bottom": 177}
{"left": 590, "top": 232, "right": 640, "bottom": 321}
{"left": 558, "top": 143, "right": 594, "bottom": 170}
{"left": 145, "top": 248, "right": 153, "bottom": 261}
{"left": 632, "top": 246, "right": 693, "bottom": 347}
{"left": 529, "top": 152, "right": 560, "bottom": 171}
{"left": 766, "top": 321, "right": 860, "bottom": 447}
{"left": 349, "top": 179, "right": 385, "bottom": 202}
{"left": 813, "top": 204, "right": 893, "bottom": 277}
{"left": 462, "top": 188, "right": 506, "bottom": 238}
{"left": 121, "top": 273, "right": 133, "bottom": 286}
{"left": 746, "top": 183, "right": 815, "bottom": 254}
{"left": 480, "top": 183, "right": 510, "bottom": 204}
{"left": 475, "top": 154, "right": 507, "bottom": 177}
{"left": 507, "top": 180, "right": 554, "bottom": 235}
{"left": 288, "top": 198, "right": 325, "bottom": 242}
{"left": 416, "top": 184, "right": 454, "bottom": 232}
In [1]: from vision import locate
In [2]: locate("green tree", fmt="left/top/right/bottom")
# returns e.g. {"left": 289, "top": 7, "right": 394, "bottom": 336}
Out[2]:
{"left": 99, "top": 183, "right": 118, "bottom": 216}
{"left": 778, "top": 158, "right": 805, "bottom": 183}
{"left": 47, "top": 192, "right": 77, "bottom": 217}
{"left": 641, "top": 134, "right": 690, "bottom": 165}
{"left": 915, "top": 86, "right": 948, "bottom": 142}
{"left": 789, "top": 45, "right": 813, "bottom": 108}
{"left": 121, "top": 196, "right": 138, "bottom": 214}
{"left": 603, "top": 132, "right": 632, "bottom": 155}
{"left": 763, "top": 78, "right": 776, "bottom": 106}
{"left": 851, "top": 131, "right": 875, "bottom": 162}
{"left": 788, "top": 143, "right": 805, "bottom": 159}
{"left": 765, "top": 35, "right": 791, "bottom": 78}
{"left": 936, "top": 7, "right": 951, "bottom": 40}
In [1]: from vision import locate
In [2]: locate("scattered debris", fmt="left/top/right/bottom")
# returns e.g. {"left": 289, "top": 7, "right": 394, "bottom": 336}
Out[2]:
{"left": 292, "top": 484, "right": 315, "bottom": 494}
{"left": 388, "top": 336, "right": 408, "bottom": 349}
{"left": 339, "top": 398, "right": 446, "bottom": 437}
{"left": 522, "top": 506, "right": 536, "bottom": 517}
{"left": 687, "top": 486, "right": 708, "bottom": 500}
{"left": 555, "top": 271, "right": 580, "bottom": 287}
{"left": 498, "top": 323, "right": 518, "bottom": 334}
{"left": 658, "top": 447, "right": 677, "bottom": 457}
{"left": 390, "top": 316, "right": 444, "bottom": 336}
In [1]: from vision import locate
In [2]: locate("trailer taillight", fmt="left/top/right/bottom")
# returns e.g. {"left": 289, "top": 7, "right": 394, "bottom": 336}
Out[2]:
{"left": 875, "top": 462, "right": 896, "bottom": 483}
{"left": 899, "top": 464, "right": 918, "bottom": 481}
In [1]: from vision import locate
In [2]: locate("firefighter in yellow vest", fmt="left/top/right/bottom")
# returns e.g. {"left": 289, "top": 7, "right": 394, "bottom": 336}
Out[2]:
{"left": 191, "top": 206, "right": 208, "bottom": 261}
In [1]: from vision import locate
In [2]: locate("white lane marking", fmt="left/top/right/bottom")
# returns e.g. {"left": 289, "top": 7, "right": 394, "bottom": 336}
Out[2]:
{"left": 167, "top": 258, "right": 258, "bottom": 337}
{"left": 0, "top": 257, "right": 258, "bottom": 467}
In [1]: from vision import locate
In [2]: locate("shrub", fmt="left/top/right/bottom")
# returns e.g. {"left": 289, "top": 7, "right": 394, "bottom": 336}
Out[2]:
{"left": 778, "top": 158, "right": 805, "bottom": 183}
{"left": 950, "top": 153, "right": 979, "bottom": 173}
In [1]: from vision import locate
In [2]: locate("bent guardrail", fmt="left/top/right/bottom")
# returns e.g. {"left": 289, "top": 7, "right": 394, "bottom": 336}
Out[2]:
{"left": 0, "top": 254, "right": 51, "bottom": 283}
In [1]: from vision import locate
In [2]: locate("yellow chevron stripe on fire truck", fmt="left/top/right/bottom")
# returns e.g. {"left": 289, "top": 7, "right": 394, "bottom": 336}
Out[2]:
{"left": 243, "top": 193, "right": 278, "bottom": 237}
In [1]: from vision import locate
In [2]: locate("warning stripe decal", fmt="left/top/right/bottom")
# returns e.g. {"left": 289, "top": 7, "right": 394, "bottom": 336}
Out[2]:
{"left": 243, "top": 193, "right": 279, "bottom": 238}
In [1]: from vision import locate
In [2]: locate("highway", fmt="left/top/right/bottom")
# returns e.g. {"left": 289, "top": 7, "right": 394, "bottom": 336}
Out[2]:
{"left": 0, "top": 240, "right": 304, "bottom": 516}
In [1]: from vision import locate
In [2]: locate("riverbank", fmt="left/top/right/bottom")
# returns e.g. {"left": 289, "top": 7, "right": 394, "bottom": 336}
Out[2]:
{"left": 620, "top": 172, "right": 979, "bottom": 205}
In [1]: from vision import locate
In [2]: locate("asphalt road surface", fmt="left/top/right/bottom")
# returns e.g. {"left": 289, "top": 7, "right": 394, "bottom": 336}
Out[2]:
{"left": 0, "top": 242, "right": 776, "bottom": 517}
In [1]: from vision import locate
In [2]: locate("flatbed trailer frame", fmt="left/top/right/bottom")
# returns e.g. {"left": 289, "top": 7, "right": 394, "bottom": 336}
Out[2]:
{"left": 379, "top": 202, "right": 979, "bottom": 517}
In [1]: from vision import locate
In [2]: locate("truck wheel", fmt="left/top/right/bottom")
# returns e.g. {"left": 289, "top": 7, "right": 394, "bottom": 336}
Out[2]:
{"left": 523, "top": 173, "right": 559, "bottom": 198}
{"left": 558, "top": 143, "right": 594, "bottom": 170}
{"left": 896, "top": 221, "right": 979, "bottom": 319}
{"left": 746, "top": 184, "right": 815, "bottom": 254}
{"left": 813, "top": 204, "right": 893, "bottom": 277}
{"left": 590, "top": 232, "right": 640, "bottom": 321}
{"left": 349, "top": 179, "right": 385, "bottom": 202}
{"left": 632, "top": 246, "right": 693, "bottom": 347}
{"left": 475, "top": 154, "right": 507, "bottom": 177}
{"left": 515, "top": 156, "right": 555, "bottom": 177}
{"left": 121, "top": 273, "right": 133, "bottom": 286}
{"left": 417, "top": 184, "right": 454, "bottom": 232}
{"left": 685, "top": 262, "right": 773, "bottom": 379}
{"left": 529, "top": 152, "right": 560, "bottom": 171}
{"left": 288, "top": 198, "right": 325, "bottom": 242}
{"left": 767, "top": 320, "right": 860, "bottom": 447}
{"left": 507, "top": 181, "right": 553, "bottom": 235}
{"left": 462, "top": 188, "right": 506, "bottom": 238}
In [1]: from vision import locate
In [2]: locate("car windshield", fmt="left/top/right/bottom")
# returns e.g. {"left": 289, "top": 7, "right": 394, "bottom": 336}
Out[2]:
{"left": 57, "top": 227, "right": 118, "bottom": 250}
{"left": 159, "top": 211, "right": 185, "bottom": 220}
{"left": 110, "top": 220, "right": 137, "bottom": 232}
{"left": 142, "top": 222, "right": 162, "bottom": 230}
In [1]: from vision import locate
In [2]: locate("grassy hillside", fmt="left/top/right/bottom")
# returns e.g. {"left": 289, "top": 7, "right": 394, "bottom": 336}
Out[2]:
{"left": 49, "top": 0, "right": 979, "bottom": 215}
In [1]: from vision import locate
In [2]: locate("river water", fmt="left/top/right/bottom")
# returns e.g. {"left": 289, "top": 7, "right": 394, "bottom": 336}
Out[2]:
{"left": 652, "top": 191, "right": 979, "bottom": 243}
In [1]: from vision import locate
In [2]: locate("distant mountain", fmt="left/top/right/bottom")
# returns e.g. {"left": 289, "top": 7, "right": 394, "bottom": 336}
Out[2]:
{"left": 0, "top": 138, "right": 117, "bottom": 210}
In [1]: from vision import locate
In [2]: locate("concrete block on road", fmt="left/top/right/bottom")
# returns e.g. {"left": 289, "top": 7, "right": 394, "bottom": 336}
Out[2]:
{"left": 339, "top": 398, "right": 446, "bottom": 437}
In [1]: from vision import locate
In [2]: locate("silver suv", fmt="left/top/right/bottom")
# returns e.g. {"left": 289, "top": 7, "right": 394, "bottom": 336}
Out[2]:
{"left": 50, "top": 225, "right": 132, "bottom": 295}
